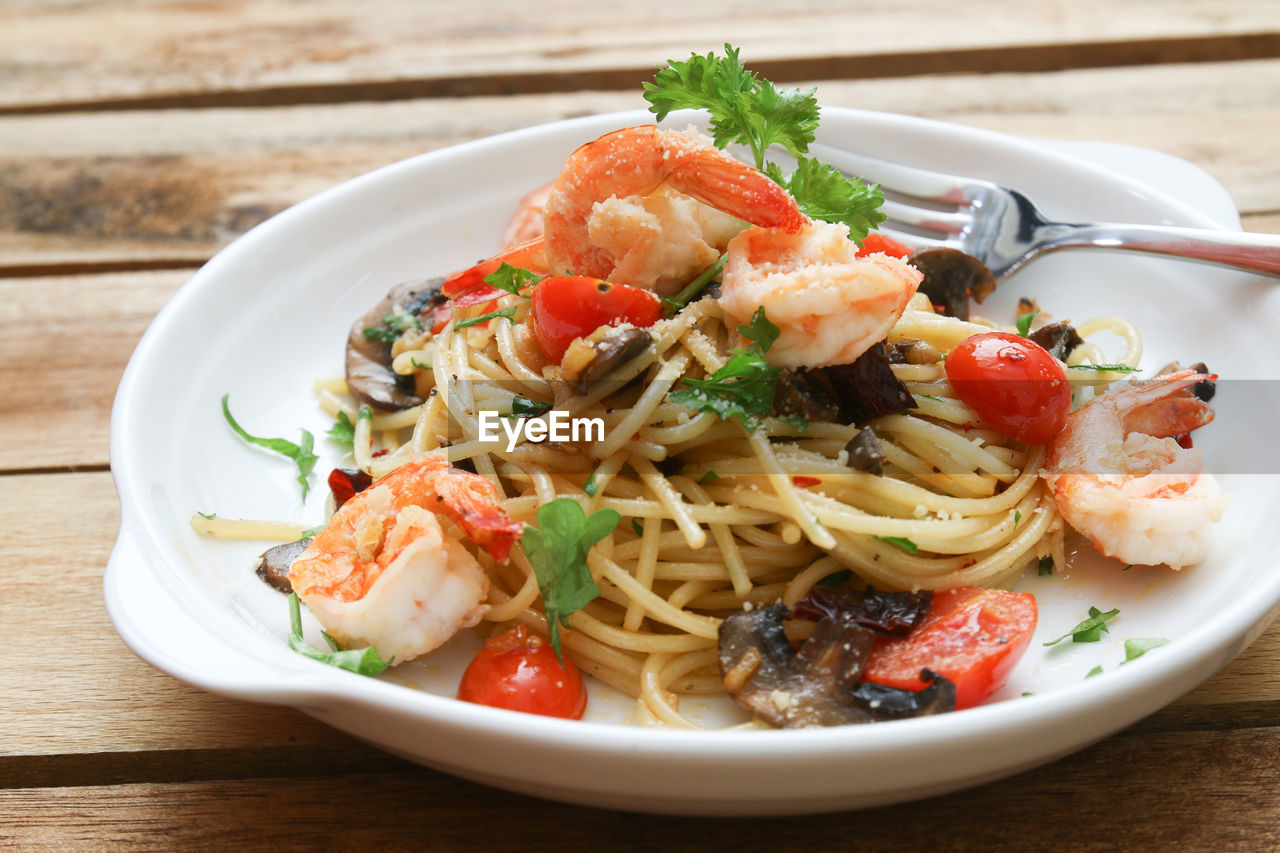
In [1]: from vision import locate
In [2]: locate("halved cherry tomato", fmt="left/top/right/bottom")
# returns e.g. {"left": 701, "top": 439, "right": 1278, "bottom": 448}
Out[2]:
{"left": 863, "top": 587, "right": 1037, "bottom": 710}
{"left": 945, "top": 331, "right": 1070, "bottom": 444}
{"left": 457, "top": 626, "right": 587, "bottom": 719}
{"left": 855, "top": 232, "right": 914, "bottom": 259}
{"left": 530, "top": 276, "right": 663, "bottom": 363}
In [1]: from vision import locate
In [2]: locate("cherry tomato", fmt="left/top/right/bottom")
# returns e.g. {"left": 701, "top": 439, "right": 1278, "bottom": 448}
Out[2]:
{"left": 855, "top": 232, "right": 914, "bottom": 259}
{"left": 457, "top": 626, "right": 587, "bottom": 719}
{"left": 863, "top": 587, "right": 1037, "bottom": 710}
{"left": 530, "top": 276, "right": 663, "bottom": 363}
{"left": 945, "top": 331, "right": 1070, "bottom": 444}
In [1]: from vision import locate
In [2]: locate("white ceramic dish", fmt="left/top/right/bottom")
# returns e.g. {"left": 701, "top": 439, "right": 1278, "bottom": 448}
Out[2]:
{"left": 106, "top": 107, "right": 1280, "bottom": 815}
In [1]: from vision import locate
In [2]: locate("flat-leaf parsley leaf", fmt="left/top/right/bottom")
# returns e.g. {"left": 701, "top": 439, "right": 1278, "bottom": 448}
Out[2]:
{"left": 221, "top": 395, "right": 318, "bottom": 499}
{"left": 521, "top": 499, "right": 621, "bottom": 661}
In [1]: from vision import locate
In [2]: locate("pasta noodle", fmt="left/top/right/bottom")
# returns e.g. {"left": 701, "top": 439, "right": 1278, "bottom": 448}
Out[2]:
{"left": 264, "top": 287, "right": 1137, "bottom": 724}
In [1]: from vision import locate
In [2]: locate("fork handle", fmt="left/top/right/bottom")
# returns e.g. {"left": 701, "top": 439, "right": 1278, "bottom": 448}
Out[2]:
{"left": 1044, "top": 223, "right": 1280, "bottom": 277}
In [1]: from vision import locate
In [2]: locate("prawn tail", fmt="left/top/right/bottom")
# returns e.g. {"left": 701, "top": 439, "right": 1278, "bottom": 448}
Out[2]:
{"left": 665, "top": 149, "right": 806, "bottom": 234}
{"left": 428, "top": 467, "right": 524, "bottom": 563}
{"left": 441, "top": 237, "right": 548, "bottom": 307}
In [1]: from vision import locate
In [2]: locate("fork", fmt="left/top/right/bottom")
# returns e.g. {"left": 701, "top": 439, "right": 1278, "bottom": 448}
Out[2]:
{"left": 813, "top": 145, "right": 1280, "bottom": 280}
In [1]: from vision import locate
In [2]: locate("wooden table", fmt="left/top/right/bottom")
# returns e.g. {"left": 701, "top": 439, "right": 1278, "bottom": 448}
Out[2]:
{"left": 3, "top": 2, "right": 1279, "bottom": 848}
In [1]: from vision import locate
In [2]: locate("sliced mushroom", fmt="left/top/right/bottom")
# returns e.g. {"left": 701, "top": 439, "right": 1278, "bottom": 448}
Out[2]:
{"left": 909, "top": 248, "right": 996, "bottom": 321}
{"left": 254, "top": 538, "right": 311, "bottom": 594}
{"left": 345, "top": 277, "right": 446, "bottom": 411}
{"left": 887, "top": 337, "right": 942, "bottom": 365}
{"left": 773, "top": 368, "right": 841, "bottom": 423}
{"left": 1028, "top": 321, "right": 1085, "bottom": 361}
{"left": 717, "top": 604, "right": 956, "bottom": 728}
{"left": 844, "top": 426, "right": 886, "bottom": 475}
{"left": 823, "top": 341, "right": 917, "bottom": 424}
{"left": 566, "top": 326, "right": 653, "bottom": 396}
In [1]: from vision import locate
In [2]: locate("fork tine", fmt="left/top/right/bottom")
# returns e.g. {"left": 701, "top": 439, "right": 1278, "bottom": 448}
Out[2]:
{"left": 881, "top": 199, "right": 972, "bottom": 237}
{"left": 811, "top": 143, "right": 994, "bottom": 206}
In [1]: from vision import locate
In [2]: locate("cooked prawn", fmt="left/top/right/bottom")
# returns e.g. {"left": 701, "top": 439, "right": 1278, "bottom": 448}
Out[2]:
{"left": 719, "top": 219, "right": 923, "bottom": 368}
{"left": 545, "top": 125, "right": 804, "bottom": 293}
{"left": 1041, "top": 369, "right": 1227, "bottom": 570}
{"left": 501, "top": 182, "right": 552, "bottom": 249}
{"left": 288, "top": 456, "right": 522, "bottom": 662}
{"left": 444, "top": 125, "right": 805, "bottom": 299}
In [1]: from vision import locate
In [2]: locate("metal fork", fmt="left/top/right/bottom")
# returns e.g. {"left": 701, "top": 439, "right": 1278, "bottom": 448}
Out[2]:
{"left": 813, "top": 145, "right": 1280, "bottom": 280}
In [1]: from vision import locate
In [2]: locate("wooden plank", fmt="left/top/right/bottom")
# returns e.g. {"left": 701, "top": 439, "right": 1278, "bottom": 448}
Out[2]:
{"left": 2, "top": 1, "right": 1278, "bottom": 112}
{"left": 0, "top": 270, "right": 185, "bottom": 471}
{"left": 2, "top": 59, "right": 1278, "bottom": 272}
{"left": 1, "top": 470, "right": 1276, "bottom": 777}
{"left": 2, "top": 726, "right": 1278, "bottom": 849}
{"left": 0, "top": 472, "right": 342, "bottom": 764}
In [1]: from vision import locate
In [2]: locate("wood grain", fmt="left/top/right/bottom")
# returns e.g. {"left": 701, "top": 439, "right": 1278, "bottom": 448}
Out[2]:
{"left": 3, "top": 59, "right": 1278, "bottom": 273}
{"left": 3, "top": 1, "right": 1278, "bottom": 112}
{"left": 2, "top": 726, "right": 1278, "bottom": 850}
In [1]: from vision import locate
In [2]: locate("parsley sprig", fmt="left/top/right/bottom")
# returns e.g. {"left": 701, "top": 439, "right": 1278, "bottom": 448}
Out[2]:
{"left": 644, "top": 44, "right": 886, "bottom": 242}
{"left": 1044, "top": 606, "right": 1121, "bottom": 646}
{"left": 521, "top": 499, "right": 621, "bottom": 661}
{"left": 221, "top": 395, "right": 318, "bottom": 499}
{"left": 670, "top": 307, "right": 781, "bottom": 431}
{"left": 287, "top": 593, "right": 390, "bottom": 676}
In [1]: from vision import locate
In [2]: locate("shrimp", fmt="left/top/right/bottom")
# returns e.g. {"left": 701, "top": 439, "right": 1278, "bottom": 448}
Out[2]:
{"left": 501, "top": 182, "right": 552, "bottom": 249}
{"left": 718, "top": 219, "right": 923, "bottom": 368}
{"left": 287, "top": 456, "right": 523, "bottom": 662}
{"left": 1041, "top": 369, "right": 1228, "bottom": 570}
{"left": 544, "top": 125, "right": 804, "bottom": 293}
{"left": 444, "top": 125, "right": 805, "bottom": 299}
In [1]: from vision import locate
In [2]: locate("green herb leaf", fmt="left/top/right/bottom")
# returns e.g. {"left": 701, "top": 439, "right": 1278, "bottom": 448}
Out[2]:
{"left": 1123, "top": 637, "right": 1170, "bottom": 663}
{"left": 362, "top": 326, "right": 399, "bottom": 344}
{"left": 484, "top": 263, "right": 541, "bottom": 298}
{"left": 670, "top": 347, "right": 779, "bottom": 430}
{"left": 631, "top": 518, "right": 645, "bottom": 537}
{"left": 299, "top": 526, "right": 323, "bottom": 539}
{"left": 327, "top": 411, "right": 356, "bottom": 448}
{"left": 670, "top": 307, "right": 782, "bottom": 431}
{"left": 1038, "top": 556, "right": 1054, "bottom": 577}
{"left": 509, "top": 396, "right": 553, "bottom": 418}
{"left": 875, "top": 535, "right": 919, "bottom": 555}
{"left": 521, "top": 499, "right": 620, "bottom": 661}
{"left": 287, "top": 593, "right": 390, "bottom": 675}
{"left": 698, "top": 470, "right": 720, "bottom": 483}
{"left": 582, "top": 472, "right": 599, "bottom": 497}
{"left": 1070, "top": 363, "right": 1141, "bottom": 373}
{"left": 454, "top": 305, "right": 518, "bottom": 331}
{"left": 814, "top": 569, "right": 853, "bottom": 588}
{"left": 196, "top": 511, "right": 217, "bottom": 520}
{"left": 643, "top": 44, "right": 819, "bottom": 169}
{"left": 769, "top": 157, "right": 886, "bottom": 241}
{"left": 221, "top": 395, "right": 318, "bottom": 499}
{"left": 1044, "top": 606, "right": 1120, "bottom": 646}
{"left": 1086, "top": 665, "right": 1104, "bottom": 679}
{"left": 1014, "top": 510, "right": 1022, "bottom": 528}
{"left": 1015, "top": 311, "right": 1038, "bottom": 336}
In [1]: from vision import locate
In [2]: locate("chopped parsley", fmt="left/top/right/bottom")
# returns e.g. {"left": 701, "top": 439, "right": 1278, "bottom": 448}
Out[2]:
{"left": 221, "top": 394, "right": 318, "bottom": 499}
{"left": 1015, "top": 310, "right": 1038, "bottom": 336}
{"left": 1044, "top": 606, "right": 1120, "bottom": 646}
{"left": 1070, "top": 363, "right": 1141, "bottom": 373}
{"left": 1086, "top": 665, "right": 1104, "bottom": 679}
{"left": 1123, "top": 637, "right": 1170, "bottom": 662}
{"left": 484, "top": 263, "right": 541, "bottom": 298}
{"left": 698, "top": 470, "right": 720, "bottom": 483}
{"left": 508, "top": 396, "right": 553, "bottom": 418}
{"left": 1038, "top": 556, "right": 1054, "bottom": 577}
{"left": 582, "top": 471, "right": 600, "bottom": 497}
{"left": 521, "top": 499, "right": 620, "bottom": 661}
{"left": 454, "top": 305, "right": 518, "bottom": 331}
{"left": 670, "top": 307, "right": 781, "bottom": 430}
{"left": 287, "top": 593, "right": 390, "bottom": 676}
{"left": 875, "top": 535, "right": 919, "bottom": 555}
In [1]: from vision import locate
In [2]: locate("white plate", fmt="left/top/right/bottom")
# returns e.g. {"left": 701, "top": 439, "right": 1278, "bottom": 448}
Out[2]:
{"left": 106, "top": 108, "right": 1280, "bottom": 815}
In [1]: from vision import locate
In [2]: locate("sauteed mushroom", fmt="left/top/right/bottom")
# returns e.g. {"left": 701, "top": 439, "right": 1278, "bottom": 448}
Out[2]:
{"left": 718, "top": 604, "right": 955, "bottom": 728}
{"left": 345, "top": 277, "right": 447, "bottom": 411}
{"left": 824, "top": 341, "right": 917, "bottom": 423}
{"left": 564, "top": 325, "right": 653, "bottom": 396}
{"left": 254, "top": 538, "right": 310, "bottom": 594}
{"left": 1028, "top": 321, "right": 1084, "bottom": 361}
{"left": 910, "top": 248, "right": 996, "bottom": 321}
